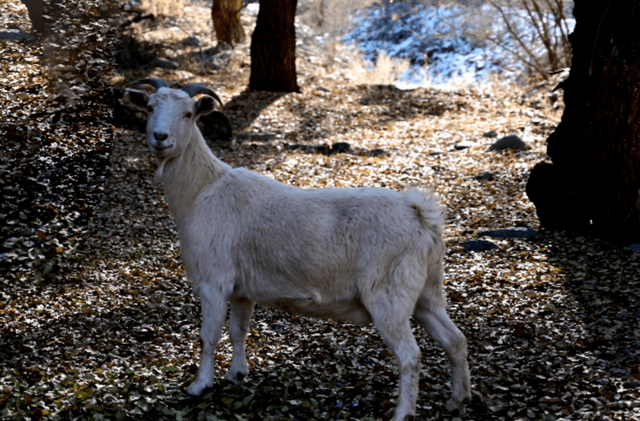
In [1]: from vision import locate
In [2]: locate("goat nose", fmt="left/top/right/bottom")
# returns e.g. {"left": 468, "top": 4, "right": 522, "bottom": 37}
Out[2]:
{"left": 154, "top": 132, "right": 168, "bottom": 141}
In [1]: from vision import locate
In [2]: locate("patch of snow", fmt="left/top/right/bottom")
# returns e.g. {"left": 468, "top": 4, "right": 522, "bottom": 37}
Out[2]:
{"left": 344, "top": 2, "right": 575, "bottom": 88}
{"left": 246, "top": 2, "right": 260, "bottom": 15}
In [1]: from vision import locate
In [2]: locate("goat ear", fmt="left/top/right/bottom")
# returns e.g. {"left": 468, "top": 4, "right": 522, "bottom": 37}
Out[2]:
{"left": 124, "top": 88, "right": 149, "bottom": 111}
{"left": 194, "top": 95, "right": 216, "bottom": 118}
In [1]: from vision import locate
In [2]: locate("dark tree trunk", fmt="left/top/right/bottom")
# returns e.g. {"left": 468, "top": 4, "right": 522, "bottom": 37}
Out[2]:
{"left": 249, "top": 0, "right": 300, "bottom": 93}
{"left": 211, "top": 0, "right": 245, "bottom": 48}
{"left": 526, "top": 0, "right": 640, "bottom": 244}
{"left": 20, "top": 0, "right": 43, "bottom": 32}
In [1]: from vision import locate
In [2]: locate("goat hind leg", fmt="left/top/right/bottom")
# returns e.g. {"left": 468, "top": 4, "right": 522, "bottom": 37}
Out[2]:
{"left": 413, "top": 305, "right": 471, "bottom": 415}
{"left": 372, "top": 315, "right": 421, "bottom": 421}
{"left": 224, "top": 296, "right": 255, "bottom": 384}
{"left": 186, "top": 285, "right": 228, "bottom": 396}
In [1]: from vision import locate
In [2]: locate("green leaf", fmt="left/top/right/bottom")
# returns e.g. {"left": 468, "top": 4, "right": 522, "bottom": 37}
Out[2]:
{"left": 242, "top": 394, "right": 253, "bottom": 406}
{"left": 43, "top": 262, "right": 53, "bottom": 275}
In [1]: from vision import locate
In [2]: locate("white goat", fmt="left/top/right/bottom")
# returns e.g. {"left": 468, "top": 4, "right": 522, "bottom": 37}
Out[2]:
{"left": 124, "top": 79, "right": 471, "bottom": 420}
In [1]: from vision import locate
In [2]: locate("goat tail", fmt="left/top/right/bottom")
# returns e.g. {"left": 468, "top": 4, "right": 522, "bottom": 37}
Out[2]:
{"left": 402, "top": 188, "right": 445, "bottom": 236}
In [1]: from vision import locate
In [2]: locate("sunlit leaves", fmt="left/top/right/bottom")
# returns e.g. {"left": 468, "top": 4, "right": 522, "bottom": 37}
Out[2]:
{"left": 0, "top": 0, "right": 118, "bottom": 281}
{"left": 2, "top": 0, "right": 640, "bottom": 420}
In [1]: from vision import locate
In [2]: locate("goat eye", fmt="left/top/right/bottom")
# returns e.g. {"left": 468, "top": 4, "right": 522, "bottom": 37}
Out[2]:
{"left": 184, "top": 112, "right": 193, "bottom": 119}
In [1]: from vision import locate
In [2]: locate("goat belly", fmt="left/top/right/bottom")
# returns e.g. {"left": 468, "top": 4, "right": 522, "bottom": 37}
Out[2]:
{"left": 272, "top": 297, "right": 373, "bottom": 326}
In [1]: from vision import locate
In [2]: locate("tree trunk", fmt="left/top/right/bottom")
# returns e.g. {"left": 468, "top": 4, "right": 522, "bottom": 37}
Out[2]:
{"left": 249, "top": 0, "right": 300, "bottom": 93}
{"left": 211, "top": 0, "right": 245, "bottom": 48}
{"left": 526, "top": 0, "right": 640, "bottom": 244}
{"left": 20, "top": 0, "right": 43, "bottom": 32}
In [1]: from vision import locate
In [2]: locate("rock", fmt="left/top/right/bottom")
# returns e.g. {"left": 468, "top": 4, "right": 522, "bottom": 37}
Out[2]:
{"left": 315, "top": 85, "right": 330, "bottom": 92}
{"left": 235, "top": 132, "right": 277, "bottom": 142}
{"left": 476, "top": 171, "right": 495, "bottom": 182}
{"left": 455, "top": 140, "right": 478, "bottom": 150}
{"left": 489, "top": 134, "right": 528, "bottom": 151}
{"left": 209, "top": 51, "right": 232, "bottom": 69}
{"left": 483, "top": 130, "right": 498, "bottom": 138}
{"left": 624, "top": 378, "right": 640, "bottom": 388}
{"left": 197, "top": 111, "right": 233, "bottom": 141}
{"left": 183, "top": 36, "right": 200, "bottom": 46}
{"left": 478, "top": 227, "right": 539, "bottom": 238}
{"left": 0, "top": 29, "right": 30, "bottom": 40}
{"left": 627, "top": 244, "right": 640, "bottom": 252}
{"left": 287, "top": 143, "right": 331, "bottom": 155}
{"left": 151, "top": 58, "right": 179, "bottom": 69}
{"left": 287, "top": 143, "right": 311, "bottom": 152}
{"left": 367, "top": 149, "right": 386, "bottom": 157}
{"left": 464, "top": 240, "right": 498, "bottom": 252}
{"left": 113, "top": 89, "right": 147, "bottom": 132}
{"left": 288, "top": 142, "right": 351, "bottom": 156}
{"left": 329, "top": 142, "right": 351, "bottom": 155}
{"left": 270, "top": 323, "right": 285, "bottom": 332}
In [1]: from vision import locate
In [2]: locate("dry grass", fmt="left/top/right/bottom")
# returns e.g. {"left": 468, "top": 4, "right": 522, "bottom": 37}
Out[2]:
{"left": 298, "top": 0, "right": 378, "bottom": 67}
{"left": 347, "top": 50, "right": 412, "bottom": 85}
{"left": 141, "top": 0, "right": 186, "bottom": 18}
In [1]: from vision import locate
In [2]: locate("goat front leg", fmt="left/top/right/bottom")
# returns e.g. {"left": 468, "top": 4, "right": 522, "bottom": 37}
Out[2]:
{"left": 186, "top": 283, "right": 228, "bottom": 396}
{"left": 223, "top": 296, "right": 255, "bottom": 384}
{"left": 413, "top": 305, "right": 471, "bottom": 416}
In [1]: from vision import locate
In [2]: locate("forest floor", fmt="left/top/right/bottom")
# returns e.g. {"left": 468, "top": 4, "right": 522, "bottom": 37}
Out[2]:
{"left": 1, "top": 0, "right": 640, "bottom": 420}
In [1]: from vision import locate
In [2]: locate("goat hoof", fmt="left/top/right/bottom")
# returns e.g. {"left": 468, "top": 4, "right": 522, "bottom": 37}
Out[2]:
{"left": 445, "top": 398, "right": 468, "bottom": 417}
{"left": 185, "top": 386, "right": 200, "bottom": 396}
{"left": 186, "top": 381, "right": 211, "bottom": 396}
{"left": 384, "top": 409, "right": 415, "bottom": 421}
{"left": 223, "top": 370, "right": 247, "bottom": 384}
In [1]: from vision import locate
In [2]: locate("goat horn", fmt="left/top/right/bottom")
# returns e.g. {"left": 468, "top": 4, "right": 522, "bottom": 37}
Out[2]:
{"left": 131, "top": 78, "right": 170, "bottom": 90}
{"left": 181, "top": 83, "right": 224, "bottom": 107}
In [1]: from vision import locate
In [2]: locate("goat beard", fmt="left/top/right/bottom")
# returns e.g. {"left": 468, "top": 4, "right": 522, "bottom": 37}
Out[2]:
{"left": 154, "top": 158, "right": 168, "bottom": 184}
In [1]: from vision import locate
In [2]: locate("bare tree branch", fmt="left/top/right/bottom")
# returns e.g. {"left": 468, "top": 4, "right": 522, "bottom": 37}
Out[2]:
{"left": 488, "top": 0, "right": 549, "bottom": 78}
{"left": 486, "top": 35, "right": 544, "bottom": 75}
{"left": 488, "top": 0, "right": 572, "bottom": 78}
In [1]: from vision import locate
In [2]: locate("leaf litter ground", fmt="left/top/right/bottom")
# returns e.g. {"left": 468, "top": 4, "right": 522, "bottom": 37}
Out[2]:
{"left": 1, "top": 0, "right": 639, "bottom": 420}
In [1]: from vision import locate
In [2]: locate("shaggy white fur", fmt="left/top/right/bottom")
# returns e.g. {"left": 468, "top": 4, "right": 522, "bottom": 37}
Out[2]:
{"left": 125, "top": 81, "right": 471, "bottom": 420}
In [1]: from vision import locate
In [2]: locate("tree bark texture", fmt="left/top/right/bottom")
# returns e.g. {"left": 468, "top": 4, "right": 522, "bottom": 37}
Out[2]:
{"left": 20, "top": 0, "right": 43, "bottom": 32}
{"left": 211, "top": 0, "right": 245, "bottom": 47}
{"left": 249, "top": 0, "right": 300, "bottom": 93}
{"left": 526, "top": 0, "right": 640, "bottom": 244}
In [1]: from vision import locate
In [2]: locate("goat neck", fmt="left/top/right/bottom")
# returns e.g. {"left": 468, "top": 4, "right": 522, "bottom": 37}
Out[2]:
{"left": 159, "top": 127, "right": 229, "bottom": 224}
